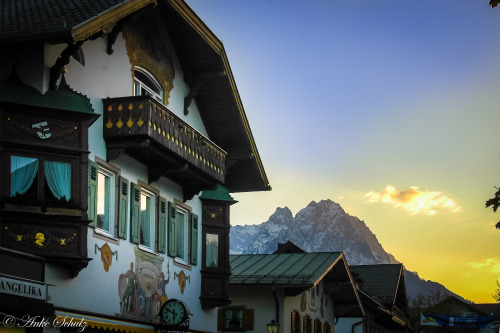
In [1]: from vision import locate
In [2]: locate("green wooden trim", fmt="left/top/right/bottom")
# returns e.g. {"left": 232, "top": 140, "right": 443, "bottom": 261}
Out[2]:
{"left": 190, "top": 213, "right": 198, "bottom": 265}
{"left": 167, "top": 201, "right": 176, "bottom": 257}
{"left": 130, "top": 182, "right": 140, "bottom": 244}
{"left": 158, "top": 196, "right": 167, "bottom": 254}
{"left": 87, "top": 160, "right": 98, "bottom": 228}
{"left": 117, "top": 176, "right": 129, "bottom": 239}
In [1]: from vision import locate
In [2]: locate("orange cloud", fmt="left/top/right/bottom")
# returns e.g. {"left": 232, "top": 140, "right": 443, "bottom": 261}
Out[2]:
{"left": 364, "top": 185, "right": 460, "bottom": 215}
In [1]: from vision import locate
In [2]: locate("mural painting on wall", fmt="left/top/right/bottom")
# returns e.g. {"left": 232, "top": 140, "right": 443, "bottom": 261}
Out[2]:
{"left": 118, "top": 249, "right": 168, "bottom": 322}
{"left": 320, "top": 295, "right": 324, "bottom": 319}
{"left": 122, "top": 23, "right": 175, "bottom": 105}
{"left": 300, "top": 292, "right": 307, "bottom": 312}
{"left": 174, "top": 270, "right": 190, "bottom": 294}
{"left": 95, "top": 243, "right": 118, "bottom": 272}
{"left": 309, "top": 288, "right": 317, "bottom": 313}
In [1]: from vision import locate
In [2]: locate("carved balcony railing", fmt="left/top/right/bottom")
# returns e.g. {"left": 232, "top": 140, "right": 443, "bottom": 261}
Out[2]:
{"left": 103, "top": 97, "right": 226, "bottom": 199}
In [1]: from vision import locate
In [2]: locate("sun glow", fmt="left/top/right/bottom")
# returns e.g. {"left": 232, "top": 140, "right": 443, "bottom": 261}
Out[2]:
{"left": 364, "top": 185, "right": 460, "bottom": 215}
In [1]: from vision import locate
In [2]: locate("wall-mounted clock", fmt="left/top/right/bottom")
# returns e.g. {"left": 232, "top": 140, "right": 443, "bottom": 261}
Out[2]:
{"left": 160, "top": 299, "right": 190, "bottom": 326}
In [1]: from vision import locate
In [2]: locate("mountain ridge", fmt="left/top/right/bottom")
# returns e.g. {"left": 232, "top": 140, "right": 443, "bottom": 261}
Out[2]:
{"left": 230, "top": 199, "right": 463, "bottom": 301}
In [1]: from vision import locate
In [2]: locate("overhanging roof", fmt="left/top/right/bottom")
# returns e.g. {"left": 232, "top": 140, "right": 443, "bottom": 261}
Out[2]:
{"left": 230, "top": 252, "right": 365, "bottom": 316}
{"left": 161, "top": 0, "right": 270, "bottom": 192}
{"left": 0, "top": 0, "right": 156, "bottom": 43}
{"left": 0, "top": 0, "right": 270, "bottom": 193}
{"left": 230, "top": 252, "right": 344, "bottom": 286}
{"left": 350, "top": 264, "right": 404, "bottom": 307}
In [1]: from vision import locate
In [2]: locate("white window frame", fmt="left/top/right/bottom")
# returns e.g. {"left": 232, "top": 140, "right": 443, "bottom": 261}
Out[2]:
{"left": 95, "top": 166, "right": 116, "bottom": 237}
{"left": 174, "top": 205, "right": 189, "bottom": 265}
{"left": 133, "top": 66, "right": 164, "bottom": 103}
{"left": 138, "top": 187, "right": 156, "bottom": 252}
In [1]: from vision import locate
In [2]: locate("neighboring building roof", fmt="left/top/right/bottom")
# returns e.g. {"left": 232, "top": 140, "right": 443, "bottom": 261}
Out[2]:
{"left": 350, "top": 264, "right": 404, "bottom": 306}
{"left": 230, "top": 252, "right": 365, "bottom": 317}
{"left": 426, "top": 295, "right": 491, "bottom": 317}
{"left": 273, "top": 241, "right": 306, "bottom": 254}
{"left": 230, "top": 252, "right": 344, "bottom": 286}
{"left": 473, "top": 303, "right": 500, "bottom": 318}
{"left": 349, "top": 264, "right": 411, "bottom": 331}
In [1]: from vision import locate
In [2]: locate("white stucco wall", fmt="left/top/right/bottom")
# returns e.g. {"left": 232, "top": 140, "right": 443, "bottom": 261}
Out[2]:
{"left": 226, "top": 286, "right": 284, "bottom": 333}
{"left": 39, "top": 23, "right": 218, "bottom": 333}
{"left": 226, "top": 282, "right": 336, "bottom": 333}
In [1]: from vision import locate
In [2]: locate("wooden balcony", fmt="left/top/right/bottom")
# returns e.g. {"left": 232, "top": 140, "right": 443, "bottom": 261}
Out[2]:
{"left": 103, "top": 97, "right": 227, "bottom": 201}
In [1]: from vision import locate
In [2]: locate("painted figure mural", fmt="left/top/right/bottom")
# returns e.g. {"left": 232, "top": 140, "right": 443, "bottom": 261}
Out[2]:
{"left": 118, "top": 252, "right": 168, "bottom": 322}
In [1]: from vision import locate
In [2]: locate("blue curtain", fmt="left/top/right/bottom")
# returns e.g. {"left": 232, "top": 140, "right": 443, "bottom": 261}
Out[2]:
{"left": 44, "top": 161, "right": 71, "bottom": 200}
{"left": 10, "top": 156, "right": 39, "bottom": 197}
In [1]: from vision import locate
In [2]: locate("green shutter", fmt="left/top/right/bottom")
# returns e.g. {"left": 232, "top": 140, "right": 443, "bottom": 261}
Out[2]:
{"left": 88, "top": 160, "right": 98, "bottom": 228}
{"left": 158, "top": 196, "right": 167, "bottom": 253}
{"left": 130, "top": 182, "right": 141, "bottom": 244}
{"left": 167, "top": 201, "right": 176, "bottom": 257}
{"left": 190, "top": 213, "right": 198, "bottom": 265}
{"left": 117, "top": 176, "right": 129, "bottom": 239}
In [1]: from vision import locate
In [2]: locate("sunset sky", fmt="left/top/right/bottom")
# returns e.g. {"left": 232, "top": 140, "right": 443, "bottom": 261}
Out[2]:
{"left": 185, "top": 0, "right": 500, "bottom": 303}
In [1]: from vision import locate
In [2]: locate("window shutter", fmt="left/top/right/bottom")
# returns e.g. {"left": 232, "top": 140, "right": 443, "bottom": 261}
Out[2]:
{"left": 243, "top": 309, "right": 254, "bottom": 331}
{"left": 291, "top": 312, "right": 296, "bottom": 333}
{"left": 117, "top": 176, "right": 129, "bottom": 239}
{"left": 158, "top": 196, "right": 167, "bottom": 253}
{"left": 299, "top": 315, "right": 302, "bottom": 333}
{"left": 87, "top": 160, "right": 98, "bottom": 228}
{"left": 217, "top": 309, "right": 225, "bottom": 331}
{"left": 130, "top": 182, "right": 140, "bottom": 244}
{"left": 167, "top": 201, "right": 176, "bottom": 257}
{"left": 190, "top": 213, "right": 198, "bottom": 265}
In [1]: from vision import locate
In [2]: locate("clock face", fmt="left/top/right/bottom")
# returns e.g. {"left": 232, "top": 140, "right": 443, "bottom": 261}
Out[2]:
{"left": 161, "top": 300, "right": 187, "bottom": 325}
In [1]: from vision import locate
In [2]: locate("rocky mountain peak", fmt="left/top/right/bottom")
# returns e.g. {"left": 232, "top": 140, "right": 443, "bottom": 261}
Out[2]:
{"left": 229, "top": 199, "right": 461, "bottom": 301}
{"left": 268, "top": 206, "right": 293, "bottom": 224}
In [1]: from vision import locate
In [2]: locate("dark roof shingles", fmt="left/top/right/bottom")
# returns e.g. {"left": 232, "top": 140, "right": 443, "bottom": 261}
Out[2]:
{"left": 350, "top": 264, "right": 402, "bottom": 305}
{"left": 0, "top": 0, "right": 125, "bottom": 36}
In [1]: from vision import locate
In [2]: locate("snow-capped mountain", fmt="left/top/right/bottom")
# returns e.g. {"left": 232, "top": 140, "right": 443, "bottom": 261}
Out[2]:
{"left": 230, "top": 199, "right": 461, "bottom": 301}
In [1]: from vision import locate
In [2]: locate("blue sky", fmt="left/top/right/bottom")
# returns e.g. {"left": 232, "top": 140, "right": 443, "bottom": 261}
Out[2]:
{"left": 185, "top": 0, "right": 500, "bottom": 302}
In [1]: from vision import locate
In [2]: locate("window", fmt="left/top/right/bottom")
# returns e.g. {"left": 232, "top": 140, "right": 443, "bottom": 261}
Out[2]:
{"left": 133, "top": 67, "right": 163, "bottom": 103}
{"left": 323, "top": 323, "right": 331, "bottom": 333}
{"left": 10, "top": 154, "right": 72, "bottom": 203}
{"left": 218, "top": 308, "right": 254, "bottom": 332}
{"left": 130, "top": 182, "right": 168, "bottom": 254}
{"left": 205, "top": 233, "right": 219, "bottom": 268}
{"left": 291, "top": 311, "right": 301, "bottom": 333}
{"left": 167, "top": 202, "right": 198, "bottom": 265}
{"left": 175, "top": 207, "right": 188, "bottom": 262}
{"left": 96, "top": 168, "right": 115, "bottom": 234}
{"left": 303, "top": 316, "right": 312, "bottom": 333}
{"left": 314, "top": 320, "right": 322, "bottom": 333}
{"left": 88, "top": 159, "right": 128, "bottom": 239}
{"left": 139, "top": 189, "right": 155, "bottom": 249}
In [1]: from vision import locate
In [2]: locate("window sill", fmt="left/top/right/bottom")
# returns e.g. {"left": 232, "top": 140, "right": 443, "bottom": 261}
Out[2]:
{"left": 173, "top": 258, "right": 191, "bottom": 270}
{"left": 138, "top": 244, "right": 158, "bottom": 255}
{"left": 92, "top": 228, "right": 120, "bottom": 244}
{"left": 94, "top": 228, "right": 114, "bottom": 238}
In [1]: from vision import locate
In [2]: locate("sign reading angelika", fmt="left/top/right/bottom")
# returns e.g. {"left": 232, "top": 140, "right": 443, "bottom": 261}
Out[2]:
{"left": 0, "top": 276, "right": 46, "bottom": 301}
